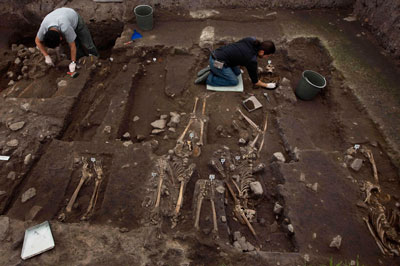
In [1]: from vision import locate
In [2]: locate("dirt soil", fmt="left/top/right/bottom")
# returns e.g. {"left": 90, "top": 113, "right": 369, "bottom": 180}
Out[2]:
{"left": 1, "top": 7, "right": 400, "bottom": 266}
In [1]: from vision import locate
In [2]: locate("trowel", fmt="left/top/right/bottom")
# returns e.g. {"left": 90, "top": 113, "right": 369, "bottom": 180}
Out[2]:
{"left": 67, "top": 71, "right": 79, "bottom": 78}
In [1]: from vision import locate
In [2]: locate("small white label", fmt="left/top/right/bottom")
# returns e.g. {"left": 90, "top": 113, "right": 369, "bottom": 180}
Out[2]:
{"left": 189, "top": 132, "right": 194, "bottom": 139}
{"left": 90, "top": 158, "right": 96, "bottom": 162}
{"left": 151, "top": 172, "right": 157, "bottom": 177}
{"left": 0, "top": 156, "right": 10, "bottom": 161}
{"left": 209, "top": 174, "right": 215, "bottom": 181}
{"left": 235, "top": 156, "right": 241, "bottom": 161}
{"left": 220, "top": 158, "right": 226, "bottom": 164}
{"left": 354, "top": 144, "right": 360, "bottom": 150}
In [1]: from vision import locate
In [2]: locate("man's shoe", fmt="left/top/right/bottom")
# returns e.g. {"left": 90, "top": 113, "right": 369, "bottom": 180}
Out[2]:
{"left": 197, "top": 66, "right": 210, "bottom": 77}
{"left": 194, "top": 71, "right": 210, "bottom": 84}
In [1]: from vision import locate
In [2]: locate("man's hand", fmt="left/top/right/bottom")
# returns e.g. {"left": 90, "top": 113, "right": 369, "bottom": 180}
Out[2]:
{"left": 69, "top": 61, "right": 76, "bottom": 73}
{"left": 45, "top": 55, "right": 54, "bottom": 67}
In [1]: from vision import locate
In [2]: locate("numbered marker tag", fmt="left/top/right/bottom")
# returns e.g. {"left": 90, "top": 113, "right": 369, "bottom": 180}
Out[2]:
{"left": 189, "top": 132, "right": 194, "bottom": 139}
{"left": 220, "top": 158, "right": 226, "bottom": 164}
{"left": 268, "top": 60, "right": 272, "bottom": 65}
{"left": 91, "top": 158, "right": 96, "bottom": 162}
{"left": 151, "top": 172, "right": 157, "bottom": 177}
{"left": 235, "top": 156, "right": 241, "bottom": 161}
{"left": 209, "top": 174, "right": 215, "bottom": 181}
{"left": 354, "top": 144, "right": 360, "bottom": 150}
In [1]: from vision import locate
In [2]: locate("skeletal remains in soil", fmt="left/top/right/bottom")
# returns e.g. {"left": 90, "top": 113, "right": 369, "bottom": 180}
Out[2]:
{"left": 150, "top": 155, "right": 196, "bottom": 228}
{"left": 208, "top": 147, "right": 265, "bottom": 240}
{"left": 358, "top": 147, "right": 400, "bottom": 256}
{"left": 175, "top": 96, "right": 209, "bottom": 158}
{"left": 193, "top": 178, "right": 224, "bottom": 234}
{"left": 65, "top": 157, "right": 104, "bottom": 220}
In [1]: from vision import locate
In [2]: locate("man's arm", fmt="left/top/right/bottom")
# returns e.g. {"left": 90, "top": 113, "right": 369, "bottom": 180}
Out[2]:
{"left": 68, "top": 41, "right": 77, "bottom": 62}
{"left": 35, "top": 36, "right": 49, "bottom": 57}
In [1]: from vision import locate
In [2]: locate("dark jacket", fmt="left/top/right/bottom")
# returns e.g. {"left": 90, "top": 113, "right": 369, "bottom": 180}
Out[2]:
{"left": 214, "top": 37, "right": 259, "bottom": 83}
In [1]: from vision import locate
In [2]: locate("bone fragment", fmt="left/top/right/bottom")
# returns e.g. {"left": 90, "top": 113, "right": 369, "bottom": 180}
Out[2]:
{"left": 82, "top": 160, "right": 104, "bottom": 219}
{"left": 66, "top": 158, "right": 92, "bottom": 213}
{"left": 237, "top": 108, "right": 261, "bottom": 133}
{"left": 363, "top": 148, "right": 379, "bottom": 184}
{"left": 363, "top": 217, "right": 388, "bottom": 255}
{"left": 257, "top": 113, "right": 268, "bottom": 156}
{"left": 175, "top": 181, "right": 185, "bottom": 215}
{"left": 194, "top": 194, "right": 204, "bottom": 230}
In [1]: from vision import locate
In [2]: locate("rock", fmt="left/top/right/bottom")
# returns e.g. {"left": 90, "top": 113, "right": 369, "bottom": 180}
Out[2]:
{"left": 0, "top": 216, "right": 10, "bottom": 241}
{"left": 238, "top": 138, "right": 247, "bottom": 144}
{"left": 287, "top": 224, "right": 294, "bottom": 233}
{"left": 350, "top": 158, "right": 363, "bottom": 171}
{"left": 168, "top": 127, "right": 176, "bottom": 133}
{"left": 24, "top": 154, "right": 32, "bottom": 165}
{"left": 28, "top": 47, "right": 36, "bottom": 53}
{"left": 8, "top": 80, "right": 15, "bottom": 86}
{"left": 160, "top": 114, "right": 168, "bottom": 120}
{"left": 119, "top": 227, "right": 129, "bottom": 233}
{"left": 216, "top": 185, "right": 225, "bottom": 194}
{"left": 169, "top": 112, "right": 181, "bottom": 124}
{"left": 133, "top": 116, "right": 140, "bottom": 122}
{"left": 103, "top": 125, "right": 111, "bottom": 134}
{"left": 17, "top": 75, "right": 22, "bottom": 80}
{"left": 152, "top": 129, "right": 165, "bottom": 134}
{"left": 7, "top": 71, "right": 14, "bottom": 78}
{"left": 275, "top": 77, "right": 297, "bottom": 103}
{"left": 123, "top": 141, "right": 133, "bottom": 147}
{"left": 122, "top": 65, "right": 128, "bottom": 72}
{"left": 299, "top": 172, "right": 306, "bottom": 182}
{"left": 7, "top": 172, "right": 16, "bottom": 180}
{"left": 273, "top": 152, "right": 285, "bottom": 162}
{"left": 57, "top": 80, "right": 68, "bottom": 89}
{"left": 0, "top": 191, "right": 5, "bottom": 196}
{"left": 121, "top": 164, "right": 130, "bottom": 169}
{"left": 238, "top": 236, "right": 248, "bottom": 251}
{"left": 233, "top": 241, "right": 242, "bottom": 250}
{"left": 25, "top": 205, "right": 42, "bottom": 221}
{"left": 14, "top": 57, "right": 21, "bottom": 65}
{"left": 312, "top": 232, "right": 317, "bottom": 239}
{"left": 233, "top": 231, "right": 241, "bottom": 241}
{"left": 221, "top": 216, "right": 227, "bottom": 223}
{"left": 21, "top": 187, "right": 36, "bottom": 203}
{"left": 303, "top": 254, "right": 310, "bottom": 262}
{"left": 249, "top": 181, "right": 263, "bottom": 195}
{"left": 346, "top": 146, "right": 357, "bottom": 155}
{"left": 356, "top": 201, "right": 368, "bottom": 209}
{"left": 343, "top": 16, "right": 357, "bottom": 22}
{"left": 151, "top": 119, "right": 167, "bottom": 129}
{"left": 329, "top": 235, "right": 342, "bottom": 249}
{"left": 136, "top": 135, "right": 145, "bottom": 141}
{"left": 21, "top": 66, "right": 28, "bottom": 73}
{"left": 122, "top": 132, "right": 131, "bottom": 139}
{"left": 9, "top": 121, "right": 25, "bottom": 131}
{"left": 273, "top": 202, "right": 283, "bottom": 214}
{"left": 21, "top": 103, "right": 30, "bottom": 111}
{"left": 6, "top": 139, "right": 19, "bottom": 147}
{"left": 312, "top": 182, "right": 318, "bottom": 192}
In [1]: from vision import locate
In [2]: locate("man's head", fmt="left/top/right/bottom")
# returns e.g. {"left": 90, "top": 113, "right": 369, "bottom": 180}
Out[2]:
{"left": 257, "top": 40, "right": 276, "bottom": 58}
{"left": 43, "top": 29, "right": 61, "bottom": 48}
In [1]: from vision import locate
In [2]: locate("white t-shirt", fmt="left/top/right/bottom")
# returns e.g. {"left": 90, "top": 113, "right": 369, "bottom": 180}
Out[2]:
{"left": 37, "top": 7, "right": 78, "bottom": 43}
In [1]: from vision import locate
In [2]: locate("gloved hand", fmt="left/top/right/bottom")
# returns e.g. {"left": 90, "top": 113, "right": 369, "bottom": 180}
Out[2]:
{"left": 266, "top": 82, "right": 277, "bottom": 89}
{"left": 44, "top": 55, "right": 54, "bottom": 67}
{"left": 69, "top": 61, "right": 76, "bottom": 73}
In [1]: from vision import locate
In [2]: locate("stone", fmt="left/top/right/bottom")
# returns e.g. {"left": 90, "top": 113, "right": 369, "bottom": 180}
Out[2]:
{"left": 6, "top": 139, "right": 19, "bottom": 147}
{"left": 103, "top": 125, "right": 111, "bottom": 134}
{"left": 221, "top": 216, "right": 227, "bottom": 223}
{"left": 57, "top": 80, "right": 68, "bottom": 89}
{"left": 24, "top": 154, "right": 32, "bottom": 165}
{"left": 299, "top": 172, "right": 306, "bottom": 182}
{"left": 122, "top": 65, "right": 128, "bottom": 71}
{"left": 273, "top": 202, "right": 283, "bottom": 214}
{"left": 170, "top": 111, "right": 181, "bottom": 124}
{"left": 122, "top": 132, "right": 131, "bottom": 139}
{"left": 312, "top": 182, "right": 318, "bottom": 192}
{"left": 21, "top": 187, "right": 36, "bottom": 203}
{"left": 151, "top": 119, "right": 166, "bottom": 129}
{"left": 136, "top": 135, "right": 145, "bottom": 141}
{"left": 329, "top": 235, "right": 342, "bottom": 249}
{"left": 21, "top": 66, "right": 28, "bottom": 73}
{"left": 9, "top": 121, "right": 25, "bottom": 131}
{"left": 28, "top": 47, "right": 36, "bottom": 53}
{"left": 168, "top": 127, "right": 176, "bottom": 133}
{"left": 152, "top": 129, "right": 165, "bottom": 134}
{"left": 0, "top": 191, "right": 5, "bottom": 196}
{"left": 119, "top": 227, "right": 129, "bottom": 233}
{"left": 233, "top": 241, "right": 242, "bottom": 251}
{"left": 133, "top": 116, "right": 140, "bottom": 122}
{"left": 8, "top": 80, "right": 14, "bottom": 86}
{"left": 287, "top": 224, "right": 294, "bottom": 233}
{"left": 21, "top": 103, "right": 30, "bottom": 111}
{"left": 7, "top": 172, "right": 16, "bottom": 180}
{"left": 160, "top": 114, "right": 168, "bottom": 120}
{"left": 238, "top": 236, "right": 248, "bottom": 251}
{"left": 0, "top": 216, "right": 10, "bottom": 241}
{"left": 123, "top": 141, "right": 133, "bottom": 147}
{"left": 14, "top": 57, "right": 21, "bottom": 65}
{"left": 250, "top": 181, "right": 263, "bottom": 196}
{"left": 247, "top": 241, "right": 255, "bottom": 251}
{"left": 273, "top": 152, "right": 285, "bottom": 162}
{"left": 7, "top": 71, "right": 14, "bottom": 78}
{"left": 350, "top": 158, "right": 363, "bottom": 171}
{"left": 25, "top": 205, "right": 42, "bottom": 221}
{"left": 233, "top": 231, "right": 241, "bottom": 241}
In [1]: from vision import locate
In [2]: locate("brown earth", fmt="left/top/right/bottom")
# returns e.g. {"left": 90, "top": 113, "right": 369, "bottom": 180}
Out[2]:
{"left": 0, "top": 6, "right": 400, "bottom": 266}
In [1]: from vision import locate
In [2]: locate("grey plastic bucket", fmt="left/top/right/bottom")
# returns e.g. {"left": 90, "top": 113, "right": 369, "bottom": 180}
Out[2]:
{"left": 134, "top": 5, "right": 153, "bottom": 31}
{"left": 295, "top": 70, "right": 327, "bottom": 100}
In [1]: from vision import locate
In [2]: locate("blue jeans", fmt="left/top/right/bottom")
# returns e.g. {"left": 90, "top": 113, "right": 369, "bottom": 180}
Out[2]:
{"left": 206, "top": 56, "right": 241, "bottom": 86}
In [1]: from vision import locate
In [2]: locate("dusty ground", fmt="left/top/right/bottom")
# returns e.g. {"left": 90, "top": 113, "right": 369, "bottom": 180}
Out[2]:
{"left": 1, "top": 7, "right": 400, "bottom": 266}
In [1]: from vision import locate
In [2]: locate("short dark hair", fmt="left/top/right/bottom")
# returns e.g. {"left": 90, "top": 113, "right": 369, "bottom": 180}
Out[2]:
{"left": 43, "top": 30, "right": 60, "bottom": 48}
{"left": 259, "top": 40, "right": 275, "bottom": 54}
{"left": 255, "top": 40, "right": 276, "bottom": 55}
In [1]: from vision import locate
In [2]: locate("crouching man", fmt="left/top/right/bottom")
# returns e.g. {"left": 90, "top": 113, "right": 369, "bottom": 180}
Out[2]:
{"left": 35, "top": 7, "right": 98, "bottom": 73}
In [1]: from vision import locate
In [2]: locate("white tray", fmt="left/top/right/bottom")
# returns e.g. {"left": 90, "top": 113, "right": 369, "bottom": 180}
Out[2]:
{"left": 21, "top": 221, "right": 55, "bottom": 260}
